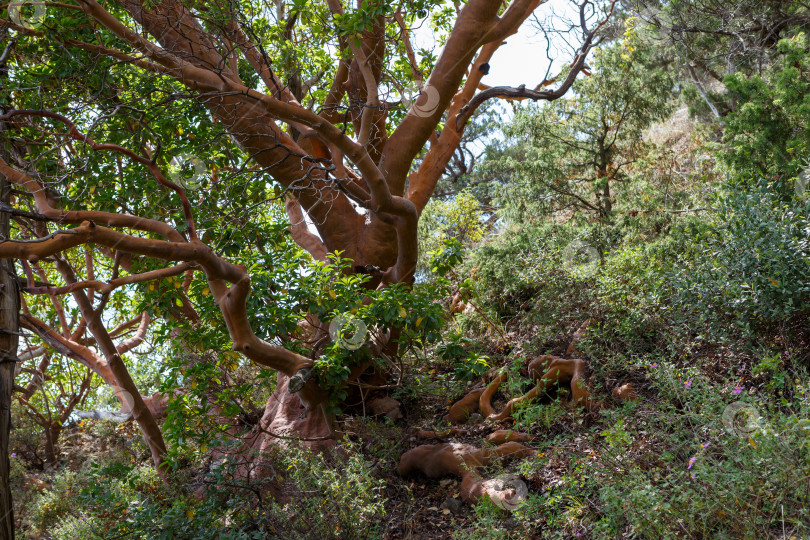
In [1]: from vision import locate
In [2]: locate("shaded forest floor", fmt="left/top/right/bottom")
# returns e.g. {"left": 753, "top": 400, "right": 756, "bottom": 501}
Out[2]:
{"left": 13, "top": 308, "right": 809, "bottom": 539}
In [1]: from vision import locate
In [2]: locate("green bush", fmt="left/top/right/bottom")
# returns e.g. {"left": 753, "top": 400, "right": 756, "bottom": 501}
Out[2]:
{"left": 28, "top": 470, "right": 85, "bottom": 535}
{"left": 596, "top": 356, "right": 810, "bottom": 539}
{"left": 418, "top": 190, "right": 485, "bottom": 278}
{"left": 49, "top": 515, "right": 105, "bottom": 540}
{"left": 266, "top": 442, "right": 387, "bottom": 539}
{"left": 466, "top": 223, "right": 598, "bottom": 346}
{"left": 49, "top": 440, "right": 387, "bottom": 540}
{"left": 435, "top": 333, "right": 490, "bottom": 380}
{"left": 722, "top": 33, "right": 810, "bottom": 181}
{"left": 670, "top": 180, "right": 810, "bottom": 347}
{"left": 591, "top": 244, "right": 668, "bottom": 355}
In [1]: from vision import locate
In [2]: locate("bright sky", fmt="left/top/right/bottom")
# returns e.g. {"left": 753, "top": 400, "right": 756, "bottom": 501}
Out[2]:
{"left": 486, "top": 1, "right": 585, "bottom": 87}
{"left": 413, "top": 0, "right": 590, "bottom": 89}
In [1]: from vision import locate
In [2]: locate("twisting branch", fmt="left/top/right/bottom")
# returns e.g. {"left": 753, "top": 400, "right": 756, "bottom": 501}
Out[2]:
{"left": 23, "top": 262, "right": 196, "bottom": 296}
{"left": 324, "top": 0, "right": 381, "bottom": 149}
{"left": 394, "top": 11, "right": 423, "bottom": 87}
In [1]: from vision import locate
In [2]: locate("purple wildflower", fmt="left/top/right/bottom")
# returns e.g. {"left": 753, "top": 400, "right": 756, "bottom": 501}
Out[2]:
{"left": 650, "top": 363, "right": 658, "bottom": 368}
{"left": 732, "top": 385, "right": 744, "bottom": 395}
{"left": 684, "top": 379, "right": 692, "bottom": 389}
{"left": 687, "top": 455, "right": 697, "bottom": 469}
{"left": 702, "top": 441, "right": 710, "bottom": 449}
{"left": 10, "top": 453, "right": 15, "bottom": 458}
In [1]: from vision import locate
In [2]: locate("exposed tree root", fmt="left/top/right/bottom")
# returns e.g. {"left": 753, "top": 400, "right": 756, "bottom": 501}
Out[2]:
{"left": 444, "top": 387, "right": 485, "bottom": 424}
{"left": 485, "top": 430, "right": 534, "bottom": 445}
{"left": 398, "top": 338, "right": 644, "bottom": 511}
{"left": 397, "top": 441, "right": 535, "bottom": 503}
{"left": 528, "top": 355, "right": 595, "bottom": 409}
{"left": 477, "top": 356, "right": 597, "bottom": 422}
{"left": 445, "top": 355, "right": 600, "bottom": 427}
{"left": 414, "top": 427, "right": 467, "bottom": 440}
{"left": 479, "top": 373, "right": 508, "bottom": 418}
{"left": 368, "top": 396, "right": 403, "bottom": 420}
{"left": 612, "top": 382, "right": 638, "bottom": 402}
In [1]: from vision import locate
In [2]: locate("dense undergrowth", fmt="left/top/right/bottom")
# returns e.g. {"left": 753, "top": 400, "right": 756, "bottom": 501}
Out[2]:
{"left": 447, "top": 177, "right": 810, "bottom": 538}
